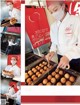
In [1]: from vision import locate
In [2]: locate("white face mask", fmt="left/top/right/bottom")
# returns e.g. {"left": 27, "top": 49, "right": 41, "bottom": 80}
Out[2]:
{"left": 7, "top": 5, "right": 13, "bottom": 11}
{"left": 17, "top": 86, "right": 20, "bottom": 89}
{"left": 11, "top": 60, "right": 17, "bottom": 65}
{"left": 52, "top": 7, "right": 65, "bottom": 21}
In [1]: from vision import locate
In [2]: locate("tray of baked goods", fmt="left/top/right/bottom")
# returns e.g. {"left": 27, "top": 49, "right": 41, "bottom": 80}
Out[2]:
{"left": 25, "top": 58, "right": 57, "bottom": 85}
{"left": 34, "top": 66, "right": 80, "bottom": 86}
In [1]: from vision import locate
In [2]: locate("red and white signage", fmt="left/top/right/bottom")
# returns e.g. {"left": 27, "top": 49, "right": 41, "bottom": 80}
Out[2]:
{"left": 25, "top": 7, "right": 51, "bottom": 49}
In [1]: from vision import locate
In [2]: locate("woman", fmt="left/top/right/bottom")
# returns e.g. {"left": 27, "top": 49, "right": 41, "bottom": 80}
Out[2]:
{"left": 45, "top": 1, "right": 80, "bottom": 72}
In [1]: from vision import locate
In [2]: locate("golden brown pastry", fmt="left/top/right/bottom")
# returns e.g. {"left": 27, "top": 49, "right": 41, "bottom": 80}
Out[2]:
{"left": 40, "top": 69, "right": 43, "bottom": 73}
{"left": 46, "top": 82, "right": 51, "bottom": 85}
{"left": 25, "top": 73, "right": 29, "bottom": 79}
{"left": 43, "top": 79, "right": 48, "bottom": 85}
{"left": 64, "top": 73, "right": 70, "bottom": 79}
{"left": 44, "top": 66, "right": 48, "bottom": 70}
{"left": 55, "top": 74, "right": 60, "bottom": 79}
{"left": 59, "top": 70, "right": 64, "bottom": 75}
{"left": 61, "top": 77, "right": 66, "bottom": 84}
{"left": 26, "top": 78, "right": 31, "bottom": 83}
{"left": 66, "top": 81, "right": 72, "bottom": 85}
{"left": 55, "top": 68, "right": 60, "bottom": 73}
{"left": 69, "top": 76, "right": 75, "bottom": 83}
{"left": 42, "top": 61, "right": 47, "bottom": 65}
{"left": 52, "top": 72, "right": 56, "bottom": 77}
{"left": 31, "top": 75, "right": 36, "bottom": 79}
{"left": 47, "top": 75, "right": 52, "bottom": 80}
{"left": 36, "top": 72, "right": 40, "bottom": 76}
{"left": 32, "top": 68, "right": 36, "bottom": 72}
{"left": 56, "top": 82, "right": 62, "bottom": 85}
{"left": 37, "top": 73, "right": 42, "bottom": 77}
{"left": 33, "top": 77, "right": 37, "bottom": 81}
{"left": 51, "top": 78, "right": 56, "bottom": 84}
{"left": 28, "top": 81, "right": 32, "bottom": 85}
{"left": 33, "top": 69, "right": 37, "bottom": 73}
{"left": 38, "top": 83, "right": 43, "bottom": 86}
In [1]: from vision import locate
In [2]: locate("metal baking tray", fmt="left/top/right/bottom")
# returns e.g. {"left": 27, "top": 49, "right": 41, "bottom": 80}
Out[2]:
{"left": 25, "top": 53, "right": 41, "bottom": 67}
{"left": 34, "top": 65, "right": 80, "bottom": 85}
{"left": 25, "top": 57, "right": 57, "bottom": 85}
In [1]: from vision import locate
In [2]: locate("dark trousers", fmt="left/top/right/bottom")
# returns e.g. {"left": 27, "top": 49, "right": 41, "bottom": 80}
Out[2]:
{"left": 58, "top": 55, "right": 80, "bottom": 72}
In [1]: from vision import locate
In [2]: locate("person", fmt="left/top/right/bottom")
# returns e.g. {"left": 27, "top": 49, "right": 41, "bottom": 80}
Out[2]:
{"left": 6, "top": 38, "right": 17, "bottom": 54}
{"left": 5, "top": 85, "right": 15, "bottom": 96}
{"left": 2, "top": 56, "right": 20, "bottom": 78}
{"left": 8, "top": 82, "right": 21, "bottom": 105}
{"left": 6, "top": 1, "right": 21, "bottom": 26}
{"left": 45, "top": 1, "right": 80, "bottom": 72}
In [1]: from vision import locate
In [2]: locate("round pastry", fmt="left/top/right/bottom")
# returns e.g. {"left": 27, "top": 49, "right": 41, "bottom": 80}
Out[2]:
{"left": 38, "top": 83, "right": 43, "bottom": 86}
{"left": 46, "top": 82, "right": 51, "bottom": 85}
{"left": 25, "top": 73, "right": 29, "bottom": 79}
{"left": 26, "top": 78, "right": 31, "bottom": 83}
{"left": 29, "top": 72, "right": 33, "bottom": 76}
{"left": 32, "top": 68, "right": 36, "bottom": 72}
{"left": 37, "top": 73, "right": 41, "bottom": 77}
{"left": 52, "top": 72, "right": 56, "bottom": 77}
{"left": 66, "top": 81, "right": 72, "bottom": 85}
{"left": 55, "top": 69, "right": 60, "bottom": 73}
{"left": 28, "top": 81, "right": 32, "bottom": 85}
{"left": 33, "top": 69, "right": 37, "bottom": 73}
{"left": 40, "top": 69, "right": 43, "bottom": 73}
{"left": 31, "top": 75, "right": 36, "bottom": 79}
{"left": 39, "top": 64, "right": 44, "bottom": 68}
{"left": 59, "top": 70, "right": 64, "bottom": 75}
{"left": 69, "top": 76, "right": 75, "bottom": 83}
{"left": 64, "top": 73, "right": 70, "bottom": 79}
{"left": 55, "top": 74, "right": 60, "bottom": 79}
{"left": 36, "top": 66, "right": 39, "bottom": 69}
{"left": 43, "top": 79, "right": 48, "bottom": 85}
{"left": 42, "top": 61, "right": 47, "bottom": 65}
{"left": 37, "top": 66, "right": 41, "bottom": 70}
{"left": 42, "top": 70, "right": 45, "bottom": 74}
{"left": 51, "top": 78, "right": 56, "bottom": 84}
{"left": 56, "top": 82, "right": 62, "bottom": 86}
{"left": 28, "top": 70, "right": 32, "bottom": 74}
{"left": 44, "top": 66, "right": 48, "bottom": 70}
{"left": 61, "top": 77, "right": 66, "bottom": 84}
{"left": 33, "top": 77, "right": 37, "bottom": 81}
{"left": 36, "top": 72, "right": 40, "bottom": 76}
{"left": 39, "top": 63, "right": 42, "bottom": 67}
{"left": 47, "top": 75, "right": 52, "bottom": 80}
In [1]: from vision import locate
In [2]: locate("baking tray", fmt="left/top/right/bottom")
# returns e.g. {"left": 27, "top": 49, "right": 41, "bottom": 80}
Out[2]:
{"left": 25, "top": 53, "right": 41, "bottom": 66}
{"left": 25, "top": 57, "right": 57, "bottom": 85}
{"left": 34, "top": 65, "right": 80, "bottom": 85}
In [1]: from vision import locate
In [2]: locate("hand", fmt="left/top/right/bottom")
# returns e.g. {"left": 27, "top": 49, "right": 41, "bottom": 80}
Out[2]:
{"left": 57, "top": 56, "right": 70, "bottom": 69}
{"left": 45, "top": 51, "right": 55, "bottom": 62}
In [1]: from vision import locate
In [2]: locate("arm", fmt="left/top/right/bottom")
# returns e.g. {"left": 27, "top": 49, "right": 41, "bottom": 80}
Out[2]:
{"left": 2, "top": 70, "right": 14, "bottom": 77}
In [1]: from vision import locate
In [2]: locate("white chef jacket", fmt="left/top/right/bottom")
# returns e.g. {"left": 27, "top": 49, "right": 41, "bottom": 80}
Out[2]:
{"left": 11, "top": 90, "right": 21, "bottom": 104}
{"left": 6, "top": 87, "right": 15, "bottom": 96}
{"left": 3, "top": 65, "right": 20, "bottom": 77}
{"left": 9, "top": 8, "right": 21, "bottom": 23}
{"left": 8, "top": 40, "right": 17, "bottom": 46}
{"left": 50, "top": 12, "right": 80, "bottom": 61}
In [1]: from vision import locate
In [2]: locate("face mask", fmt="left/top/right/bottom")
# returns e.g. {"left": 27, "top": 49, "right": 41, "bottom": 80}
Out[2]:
{"left": 52, "top": 7, "right": 65, "bottom": 21}
{"left": 7, "top": 5, "right": 13, "bottom": 11}
{"left": 17, "top": 86, "right": 20, "bottom": 89}
{"left": 11, "top": 60, "right": 17, "bottom": 65}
